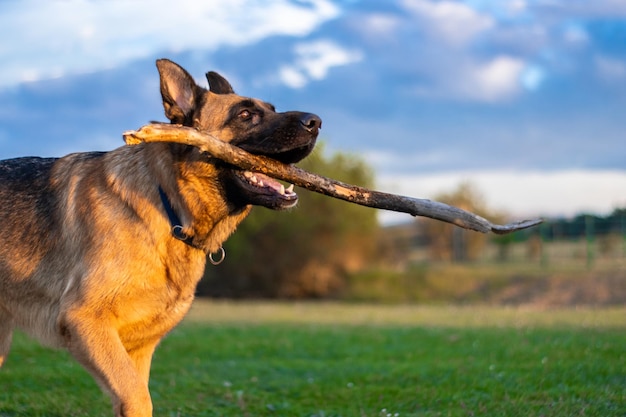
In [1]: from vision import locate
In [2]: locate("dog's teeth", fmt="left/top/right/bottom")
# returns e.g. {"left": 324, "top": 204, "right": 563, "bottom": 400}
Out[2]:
{"left": 286, "top": 184, "right": 294, "bottom": 194}
{"left": 279, "top": 184, "right": 285, "bottom": 195}
{"left": 258, "top": 180, "right": 264, "bottom": 187}
{"left": 250, "top": 175, "right": 257, "bottom": 183}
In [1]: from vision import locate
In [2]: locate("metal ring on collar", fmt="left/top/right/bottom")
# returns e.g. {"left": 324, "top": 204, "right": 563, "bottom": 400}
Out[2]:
{"left": 171, "top": 225, "right": 189, "bottom": 241}
{"left": 209, "top": 246, "right": 226, "bottom": 265}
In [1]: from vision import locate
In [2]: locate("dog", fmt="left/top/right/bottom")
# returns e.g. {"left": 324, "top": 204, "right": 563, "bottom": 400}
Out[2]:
{"left": 0, "top": 58, "right": 320, "bottom": 417}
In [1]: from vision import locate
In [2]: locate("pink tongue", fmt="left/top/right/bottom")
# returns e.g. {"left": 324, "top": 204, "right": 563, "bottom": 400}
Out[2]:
{"left": 254, "top": 172, "right": 282, "bottom": 191}
{"left": 243, "top": 171, "right": 287, "bottom": 194}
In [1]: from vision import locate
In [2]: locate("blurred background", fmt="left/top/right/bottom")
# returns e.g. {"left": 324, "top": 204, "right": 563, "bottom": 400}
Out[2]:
{"left": 1, "top": 0, "right": 624, "bottom": 303}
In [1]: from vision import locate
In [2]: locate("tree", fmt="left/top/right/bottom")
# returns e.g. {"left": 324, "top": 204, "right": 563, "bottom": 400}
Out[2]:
{"left": 419, "top": 182, "right": 502, "bottom": 262}
{"left": 199, "top": 144, "right": 379, "bottom": 298}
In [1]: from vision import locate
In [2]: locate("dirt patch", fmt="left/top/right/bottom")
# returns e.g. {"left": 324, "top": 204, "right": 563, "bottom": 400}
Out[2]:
{"left": 491, "top": 272, "right": 626, "bottom": 307}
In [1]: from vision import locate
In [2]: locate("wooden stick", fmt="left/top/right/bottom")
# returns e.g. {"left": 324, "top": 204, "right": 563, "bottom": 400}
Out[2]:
{"left": 123, "top": 124, "right": 542, "bottom": 234}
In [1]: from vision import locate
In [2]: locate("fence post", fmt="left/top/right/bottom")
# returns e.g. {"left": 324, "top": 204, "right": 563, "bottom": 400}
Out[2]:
{"left": 540, "top": 222, "right": 549, "bottom": 268}
{"left": 585, "top": 215, "right": 595, "bottom": 269}
{"left": 622, "top": 212, "right": 626, "bottom": 258}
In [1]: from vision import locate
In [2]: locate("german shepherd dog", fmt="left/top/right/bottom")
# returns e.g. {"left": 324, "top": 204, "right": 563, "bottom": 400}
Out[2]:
{"left": 0, "top": 59, "right": 320, "bottom": 416}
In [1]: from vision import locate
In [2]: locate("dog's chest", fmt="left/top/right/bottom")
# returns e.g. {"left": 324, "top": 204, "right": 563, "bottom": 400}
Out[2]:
{"left": 114, "top": 277, "right": 197, "bottom": 349}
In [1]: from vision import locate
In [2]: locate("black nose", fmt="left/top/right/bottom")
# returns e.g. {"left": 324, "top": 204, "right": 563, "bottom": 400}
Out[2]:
{"left": 300, "top": 113, "right": 322, "bottom": 134}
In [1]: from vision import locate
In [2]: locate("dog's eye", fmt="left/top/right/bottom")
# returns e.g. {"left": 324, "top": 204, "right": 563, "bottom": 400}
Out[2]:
{"left": 238, "top": 110, "right": 252, "bottom": 120}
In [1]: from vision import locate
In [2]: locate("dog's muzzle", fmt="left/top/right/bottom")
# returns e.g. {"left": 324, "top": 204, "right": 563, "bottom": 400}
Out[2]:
{"left": 230, "top": 112, "right": 321, "bottom": 210}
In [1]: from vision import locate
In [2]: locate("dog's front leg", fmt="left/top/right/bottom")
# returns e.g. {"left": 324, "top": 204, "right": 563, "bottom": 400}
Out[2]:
{"left": 128, "top": 342, "right": 159, "bottom": 386}
{"left": 62, "top": 310, "right": 153, "bottom": 417}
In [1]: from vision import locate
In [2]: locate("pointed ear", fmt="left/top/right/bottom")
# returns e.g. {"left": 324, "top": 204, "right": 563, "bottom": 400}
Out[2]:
{"left": 206, "top": 71, "right": 235, "bottom": 95}
{"left": 156, "top": 59, "right": 199, "bottom": 124}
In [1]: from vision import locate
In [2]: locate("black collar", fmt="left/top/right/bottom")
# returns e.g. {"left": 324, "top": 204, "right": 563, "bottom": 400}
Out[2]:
{"left": 158, "top": 185, "right": 197, "bottom": 248}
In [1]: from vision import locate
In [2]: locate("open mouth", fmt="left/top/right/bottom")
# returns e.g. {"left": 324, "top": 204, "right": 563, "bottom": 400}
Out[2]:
{"left": 233, "top": 169, "right": 298, "bottom": 210}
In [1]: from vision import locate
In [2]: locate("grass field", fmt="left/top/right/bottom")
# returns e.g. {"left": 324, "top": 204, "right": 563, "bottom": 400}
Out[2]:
{"left": 1, "top": 301, "right": 625, "bottom": 416}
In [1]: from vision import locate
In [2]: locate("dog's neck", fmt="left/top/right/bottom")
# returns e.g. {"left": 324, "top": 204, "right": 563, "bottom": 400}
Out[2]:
{"left": 106, "top": 143, "right": 252, "bottom": 255}
{"left": 156, "top": 183, "right": 249, "bottom": 258}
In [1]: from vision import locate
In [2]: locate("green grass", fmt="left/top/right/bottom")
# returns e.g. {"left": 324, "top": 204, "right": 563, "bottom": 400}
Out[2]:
{"left": 1, "top": 301, "right": 625, "bottom": 416}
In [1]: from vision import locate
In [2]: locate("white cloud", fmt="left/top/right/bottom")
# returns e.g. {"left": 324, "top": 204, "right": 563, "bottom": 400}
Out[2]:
{"left": 376, "top": 169, "right": 626, "bottom": 225}
{"left": 413, "top": 55, "right": 527, "bottom": 102}
{"left": 279, "top": 67, "right": 309, "bottom": 89}
{"left": 0, "top": 0, "right": 340, "bottom": 88}
{"left": 472, "top": 56, "right": 526, "bottom": 100}
{"left": 401, "top": 0, "right": 494, "bottom": 46}
{"left": 278, "top": 40, "right": 363, "bottom": 88}
{"left": 508, "top": 0, "right": 528, "bottom": 14}
{"left": 362, "top": 13, "right": 401, "bottom": 37}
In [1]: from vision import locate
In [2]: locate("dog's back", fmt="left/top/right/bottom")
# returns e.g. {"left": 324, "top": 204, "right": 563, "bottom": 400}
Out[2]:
{"left": 0, "top": 156, "right": 59, "bottom": 298}
{"left": 0, "top": 156, "right": 57, "bottom": 236}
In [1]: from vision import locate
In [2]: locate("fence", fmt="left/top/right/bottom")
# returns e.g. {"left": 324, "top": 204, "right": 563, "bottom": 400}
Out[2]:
{"left": 402, "top": 215, "right": 626, "bottom": 270}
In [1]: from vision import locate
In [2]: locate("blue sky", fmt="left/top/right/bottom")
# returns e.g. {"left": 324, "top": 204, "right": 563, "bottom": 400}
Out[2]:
{"left": 0, "top": 0, "right": 625, "bottom": 224}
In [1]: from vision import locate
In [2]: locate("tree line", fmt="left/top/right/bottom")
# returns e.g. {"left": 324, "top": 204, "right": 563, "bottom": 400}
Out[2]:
{"left": 531, "top": 209, "right": 626, "bottom": 239}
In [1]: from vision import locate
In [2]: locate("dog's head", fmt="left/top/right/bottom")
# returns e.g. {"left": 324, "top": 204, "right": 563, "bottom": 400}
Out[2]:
{"left": 156, "top": 59, "right": 320, "bottom": 210}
